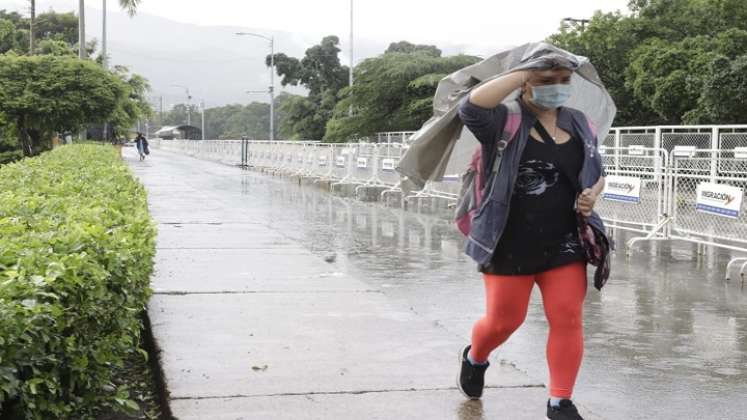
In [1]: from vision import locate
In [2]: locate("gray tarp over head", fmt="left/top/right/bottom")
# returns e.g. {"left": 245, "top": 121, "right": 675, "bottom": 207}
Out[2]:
{"left": 395, "top": 42, "right": 617, "bottom": 193}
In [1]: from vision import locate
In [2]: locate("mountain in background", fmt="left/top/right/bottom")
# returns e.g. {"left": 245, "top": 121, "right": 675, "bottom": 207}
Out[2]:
{"left": 15, "top": 2, "right": 481, "bottom": 110}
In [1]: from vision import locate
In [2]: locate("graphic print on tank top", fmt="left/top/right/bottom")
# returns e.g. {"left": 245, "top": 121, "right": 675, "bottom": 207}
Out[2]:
{"left": 514, "top": 160, "right": 560, "bottom": 197}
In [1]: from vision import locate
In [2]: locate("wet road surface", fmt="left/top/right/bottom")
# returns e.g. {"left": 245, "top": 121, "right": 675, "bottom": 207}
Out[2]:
{"left": 132, "top": 147, "right": 747, "bottom": 420}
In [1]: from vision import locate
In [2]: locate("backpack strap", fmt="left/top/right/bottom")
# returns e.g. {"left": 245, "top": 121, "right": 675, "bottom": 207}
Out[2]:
{"left": 491, "top": 100, "right": 522, "bottom": 173}
{"left": 500, "top": 100, "right": 522, "bottom": 145}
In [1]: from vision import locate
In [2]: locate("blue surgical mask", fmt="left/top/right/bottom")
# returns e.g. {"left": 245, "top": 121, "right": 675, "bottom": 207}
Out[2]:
{"left": 529, "top": 83, "right": 572, "bottom": 109}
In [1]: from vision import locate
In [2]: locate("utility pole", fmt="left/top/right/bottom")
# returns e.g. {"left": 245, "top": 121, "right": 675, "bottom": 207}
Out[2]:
{"left": 29, "top": 0, "right": 35, "bottom": 54}
{"left": 349, "top": 0, "right": 354, "bottom": 116}
{"left": 102, "top": 0, "right": 107, "bottom": 68}
{"left": 78, "top": 0, "right": 86, "bottom": 59}
{"left": 77, "top": 0, "right": 86, "bottom": 140}
{"left": 270, "top": 37, "right": 275, "bottom": 141}
{"left": 200, "top": 101, "right": 206, "bottom": 140}
{"left": 102, "top": 0, "right": 108, "bottom": 140}
{"left": 236, "top": 32, "right": 275, "bottom": 140}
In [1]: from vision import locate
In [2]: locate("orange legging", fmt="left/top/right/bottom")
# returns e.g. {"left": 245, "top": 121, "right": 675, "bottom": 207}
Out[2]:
{"left": 470, "top": 261, "right": 587, "bottom": 398}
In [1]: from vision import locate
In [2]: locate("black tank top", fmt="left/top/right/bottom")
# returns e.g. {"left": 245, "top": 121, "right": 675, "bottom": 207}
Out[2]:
{"left": 480, "top": 122, "right": 586, "bottom": 275}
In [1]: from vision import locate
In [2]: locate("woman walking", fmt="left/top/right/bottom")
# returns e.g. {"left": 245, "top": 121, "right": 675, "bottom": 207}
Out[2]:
{"left": 456, "top": 63, "right": 608, "bottom": 420}
{"left": 134, "top": 132, "right": 149, "bottom": 161}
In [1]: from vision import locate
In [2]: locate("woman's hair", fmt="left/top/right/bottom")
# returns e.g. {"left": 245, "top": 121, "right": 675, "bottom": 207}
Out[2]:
{"left": 521, "top": 52, "right": 580, "bottom": 72}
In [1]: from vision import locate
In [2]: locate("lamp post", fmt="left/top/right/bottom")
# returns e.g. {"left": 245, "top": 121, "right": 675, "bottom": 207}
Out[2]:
{"left": 200, "top": 101, "right": 205, "bottom": 140}
{"left": 170, "top": 84, "right": 192, "bottom": 126}
{"left": 78, "top": 0, "right": 85, "bottom": 59}
{"left": 562, "top": 17, "right": 590, "bottom": 31}
{"left": 102, "top": 0, "right": 107, "bottom": 68}
{"left": 348, "top": 0, "right": 353, "bottom": 116}
{"left": 236, "top": 32, "right": 274, "bottom": 141}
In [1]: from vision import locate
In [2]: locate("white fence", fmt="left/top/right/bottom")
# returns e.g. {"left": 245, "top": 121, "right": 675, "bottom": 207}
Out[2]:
{"left": 150, "top": 124, "right": 747, "bottom": 279}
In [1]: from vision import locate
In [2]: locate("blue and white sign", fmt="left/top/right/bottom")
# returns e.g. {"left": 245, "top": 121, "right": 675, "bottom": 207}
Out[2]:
{"left": 602, "top": 175, "right": 641, "bottom": 203}
{"left": 336, "top": 156, "right": 346, "bottom": 167}
{"left": 357, "top": 157, "right": 368, "bottom": 169}
{"left": 696, "top": 183, "right": 743, "bottom": 219}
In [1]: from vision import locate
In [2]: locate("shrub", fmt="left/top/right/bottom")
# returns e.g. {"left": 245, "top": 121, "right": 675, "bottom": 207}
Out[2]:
{"left": 0, "top": 144, "right": 156, "bottom": 419}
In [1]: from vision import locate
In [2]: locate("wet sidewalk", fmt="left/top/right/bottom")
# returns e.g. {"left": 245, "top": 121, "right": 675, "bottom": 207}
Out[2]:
{"left": 126, "top": 147, "right": 606, "bottom": 420}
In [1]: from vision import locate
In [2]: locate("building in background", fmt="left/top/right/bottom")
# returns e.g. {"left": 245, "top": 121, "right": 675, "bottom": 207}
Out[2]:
{"left": 154, "top": 125, "right": 202, "bottom": 140}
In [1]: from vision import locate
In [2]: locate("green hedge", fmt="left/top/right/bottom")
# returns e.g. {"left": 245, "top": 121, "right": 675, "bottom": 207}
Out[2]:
{"left": 0, "top": 145, "right": 157, "bottom": 419}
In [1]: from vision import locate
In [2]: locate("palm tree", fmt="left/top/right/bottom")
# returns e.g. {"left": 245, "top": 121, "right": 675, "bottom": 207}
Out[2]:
{"left": 78, "top": 0, "right": 143, "bottom": 58}
{"left": 119, "top": 0, "right": 142, "bottom": 16}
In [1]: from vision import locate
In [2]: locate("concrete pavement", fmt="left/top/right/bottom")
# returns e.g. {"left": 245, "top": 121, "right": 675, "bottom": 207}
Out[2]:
{"left": 127, "top": 147, "right": 604, "bottom": 420}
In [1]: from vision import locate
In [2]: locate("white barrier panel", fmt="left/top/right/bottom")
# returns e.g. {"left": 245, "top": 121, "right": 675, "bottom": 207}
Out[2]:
{"left": 350, "top": 144, "right": 376, "bottom": 184}
{"left": 670, "top": 150, "right": 747, "bottom": 253}
{"left": 596, "top": 147, "right": 670, "bottom": 236}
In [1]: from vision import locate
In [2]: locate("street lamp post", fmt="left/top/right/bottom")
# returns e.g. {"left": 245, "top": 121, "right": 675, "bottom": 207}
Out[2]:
{"left": 102, "top": 0, "right": 107, "bottom": 68}
{"left": 200, "top": 101, "right": 205, "bottom": 140}
{"left": 563, "top": 17, "right": 590, "bottom": 31}
{"left": 78, "top": 0, "right": 85, "bottom": 59}
{"left": 236, "top": 32, "right": 274, "bottom": 141}
{"left": 170, "top": 84, "right": 192, "bottom": 126}
{"left": 349, "top": 0, "right": 354, "bottom": 116}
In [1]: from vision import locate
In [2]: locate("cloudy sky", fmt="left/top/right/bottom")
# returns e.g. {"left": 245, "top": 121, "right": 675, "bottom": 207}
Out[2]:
{"left": 5, "top": 0, "right": 632, "bottom": 106}
{"left": 9, "top": 0, "right": 631, "bottom": 51}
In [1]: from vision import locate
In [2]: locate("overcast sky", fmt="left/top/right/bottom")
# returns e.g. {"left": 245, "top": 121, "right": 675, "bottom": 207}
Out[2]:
{"left": 9, "top": 0, "right": 631, "bottom": 52}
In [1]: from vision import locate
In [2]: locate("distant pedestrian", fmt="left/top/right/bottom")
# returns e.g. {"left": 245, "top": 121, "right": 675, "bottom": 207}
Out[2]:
{"left": 134, "top": 132, "right": 149, "bottom": 161}
{"left": 455, "top": 51, "right": 611, "bottom": 420}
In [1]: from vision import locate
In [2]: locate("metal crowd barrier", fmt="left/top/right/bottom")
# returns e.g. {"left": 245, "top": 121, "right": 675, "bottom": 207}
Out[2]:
{"left": 151, "top": 126, "right": 747, "bottom": 279}
{"left": 597, "top": 147, "right": 670, "bottom": 241}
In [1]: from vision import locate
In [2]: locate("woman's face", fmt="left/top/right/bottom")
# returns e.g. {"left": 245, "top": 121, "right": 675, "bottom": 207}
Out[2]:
{"left": 523, "top": 68, "right": 574, "bottom": 108}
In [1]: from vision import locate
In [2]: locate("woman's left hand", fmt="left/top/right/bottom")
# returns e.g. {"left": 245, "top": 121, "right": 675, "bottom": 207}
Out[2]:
{"left": 576, "top": 188, "right": 598, "bottom": 217}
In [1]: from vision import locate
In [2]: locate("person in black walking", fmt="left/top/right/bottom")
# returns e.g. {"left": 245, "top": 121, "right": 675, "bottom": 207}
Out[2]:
{"left": 134, "top": 132, "right": 149, "bottom": 161}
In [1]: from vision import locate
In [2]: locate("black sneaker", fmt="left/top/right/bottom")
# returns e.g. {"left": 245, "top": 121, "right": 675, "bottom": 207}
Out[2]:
{"left": 457, "top": 345, "right": 489, "bottom": 399}
{"left": 546, "top": 399, "right": 584, "bottom": 420}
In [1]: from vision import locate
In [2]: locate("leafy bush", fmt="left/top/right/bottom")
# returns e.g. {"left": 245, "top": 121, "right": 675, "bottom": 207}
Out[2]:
{"left": 0, "top": 144, "right": 156, "bottom": 419}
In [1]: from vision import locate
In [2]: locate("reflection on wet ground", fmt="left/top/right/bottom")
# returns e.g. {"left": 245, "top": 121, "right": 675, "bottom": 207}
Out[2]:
{"left": 234, "top": 170, "right": 746, "bottom": 420}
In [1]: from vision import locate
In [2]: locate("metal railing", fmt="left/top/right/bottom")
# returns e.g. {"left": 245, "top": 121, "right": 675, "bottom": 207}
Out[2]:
{"left": 150, "top": 125, "right": 747, "bottom": 280}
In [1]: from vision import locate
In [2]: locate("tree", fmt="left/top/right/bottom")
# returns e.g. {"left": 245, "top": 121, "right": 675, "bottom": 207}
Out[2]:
{"left": 35, "top": 38, "right": 76, "bottom": 56}
{"left": 118, "top": 0, "right": 142, "bottom": 16}
{"left": 160, "top": 93, "right": 296, "bottom": 140}
{"left": 0, "top": 55, "right": 132, "bottom": 156}
{"left": 687, "top": 55, "right": 747, "bottom": 124}
{"left": 549, "top": 0, "right": 747, "bottom": 126}
{"left": 324, "top": 47, "right": 479, "bottom": 142}
{"left": 108, "top": 65, "right": 153, "bottom": 134}
{"left": 0, "top": 10, "right": 80, "bottom": 55}
{"left": 267, "top": 36, "right": 349, "bottom": 139}
{"left": 162, "top": 104, "right": 197, "bottom": 127}
{"left": 385, "top": 41, "right": 441, "bottom": 57}
{"left": 77, "top": 0, "right": 143, "bottom": 57}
